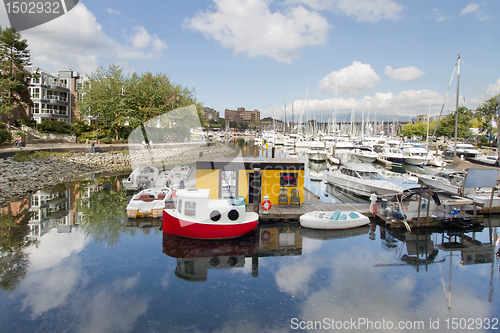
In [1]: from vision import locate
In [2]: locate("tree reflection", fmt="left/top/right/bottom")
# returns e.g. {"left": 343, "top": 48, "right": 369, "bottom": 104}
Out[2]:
{"left": 75, "top": 176, "right": 160, "bottom": 247}
{"left": 0, "top": 203, "right": 35, "bottom": 291}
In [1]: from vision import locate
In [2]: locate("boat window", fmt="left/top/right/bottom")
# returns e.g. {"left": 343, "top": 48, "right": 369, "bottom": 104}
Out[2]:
{"left": 177, "top": 199, "right": 182, "bottom": 213}
{"left": 185, "top": 202, "right": 196, "bottom": 216}
{"left": 209, "top": 257, "right": 220, "bottom": 267}
{"left": 280, "top": 172, "right": 297, "bottom": 187}
{"left": 228, "top": 209, "right": 239, "bottom": 221}
{"left": 210, "top": 210, "right": 221, "bottom": 222}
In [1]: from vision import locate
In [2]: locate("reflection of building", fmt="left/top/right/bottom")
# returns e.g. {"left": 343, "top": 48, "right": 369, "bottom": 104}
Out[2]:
{"left": 440, "top": 232, "right": 495, "bottom": 265}
{"left": 29, "top": 189, "right": 71, "bottom": 239}
{"left": 196, "top": 158, "right": 304, "bottom": 205}
{"left": 225, "top": 107, "right": 260, "bottom": 124}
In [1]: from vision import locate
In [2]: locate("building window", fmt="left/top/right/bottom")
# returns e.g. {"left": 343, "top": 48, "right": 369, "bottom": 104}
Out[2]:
{"left": 280, "top": 172, "right": 297, "bottom": 187}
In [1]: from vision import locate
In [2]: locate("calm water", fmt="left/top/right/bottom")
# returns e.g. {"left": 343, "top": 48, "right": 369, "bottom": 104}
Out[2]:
{"left": 0, "top": 144, "right": 499, "bottom": 332}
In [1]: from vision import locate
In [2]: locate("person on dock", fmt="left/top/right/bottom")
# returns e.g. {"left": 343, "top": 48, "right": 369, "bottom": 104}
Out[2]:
{"left": 90, "top": 142, "right": 95, "bottom": 153}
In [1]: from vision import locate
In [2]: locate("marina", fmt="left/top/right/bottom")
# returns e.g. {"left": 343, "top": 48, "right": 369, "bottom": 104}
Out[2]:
{"left": 1, "top": 142, "right": 500, "bottom": 332}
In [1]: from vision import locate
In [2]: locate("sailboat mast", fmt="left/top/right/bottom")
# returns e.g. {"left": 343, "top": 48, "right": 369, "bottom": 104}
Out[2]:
{"left": 454, "top": 55, "right": 461, "bottom": 156}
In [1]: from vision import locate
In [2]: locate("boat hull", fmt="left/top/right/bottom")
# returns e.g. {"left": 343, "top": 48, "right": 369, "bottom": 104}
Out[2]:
{"left": 163, "top": 210, "right": 259, "bottom": 239}
{"left": 300, "top": 211, "right": 370, "bottom": 229}
{"left": 325, "top": 173, "right": 403, "bottom": 197}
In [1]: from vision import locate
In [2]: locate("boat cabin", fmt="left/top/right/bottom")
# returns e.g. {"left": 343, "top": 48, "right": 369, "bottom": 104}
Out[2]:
{"left": 196, "top": 158, "right": 304, "bottom": 205}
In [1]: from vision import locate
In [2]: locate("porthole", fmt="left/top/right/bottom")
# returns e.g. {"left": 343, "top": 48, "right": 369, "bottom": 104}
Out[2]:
{"left": 227, "top": 257, "right": 238, "bottom": 267}
{"left": 209, "top": 257, "right": 220, "bottom": 267}
{"left": 210, "top": 210, "right": 221, "bottom": 222}
{"left": 228, "top": 209, "right": 239, "bottom": 221}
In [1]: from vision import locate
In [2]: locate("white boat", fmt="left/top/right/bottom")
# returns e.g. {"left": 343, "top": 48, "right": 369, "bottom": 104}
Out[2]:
{"left": 417, "top": 170, "right": 465, "bottom": 194}
{"left": 351, "top": 148, "right": 378, "bottom": 163}
{"left": 300, "top": 210, "right": 370, "bottom": 229}
{"left": 163, "top": 189, "right": 258, "bottom": 239}
{"left": 442, "top": 142, "right": 480, "bottom": 160}
{"left": 325, "top": 162, "right": 404, "bottom": 197}
{"left": 309, "top": 160, "right": 327, "bottom": 181}
{"left": 377, "top": 146, "right": 404, "bottom": 165}
{"left": 126, "top": 187, "right": 172, "bottom": 218}
{"left": 402, "top": 146, "right": 427, "bottom": 166}
{"left": 154, "top": 165, "right": 191, "bottom": 190}
{"left": 122, "top": 166, "right": 159, "bottom": 191}
{"left": 308, "top": 141, "right": 327, "bottom": 161}
{"left": 425, "top": 151, "right": 447, "bottom": 167}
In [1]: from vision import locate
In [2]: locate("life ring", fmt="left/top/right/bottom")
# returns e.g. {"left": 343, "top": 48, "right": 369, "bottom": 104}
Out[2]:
{"left": 261, "top": 231, "right": 271, "bottom": 242}
{"left": 261, "top": 200, "right": 272, "bottom": 211}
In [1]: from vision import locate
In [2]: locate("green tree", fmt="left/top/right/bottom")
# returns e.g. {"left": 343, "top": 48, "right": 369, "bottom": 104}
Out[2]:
{"left": 434, "top": 106, "right": 472, "bottom": 139}
{"left": 79, "top": 64, "right": 128, "bottom": 140}
{"left": 476, "top": 95, "right": 500, "bottom": 138}
{"left": 401, "top": 123, "right": 415, "bottom": 138}
{"left": 0, "top": 27, "right": 33, "bottom": 122}
{"left": 229, "top": 120, "right": 237, "bottom": 128}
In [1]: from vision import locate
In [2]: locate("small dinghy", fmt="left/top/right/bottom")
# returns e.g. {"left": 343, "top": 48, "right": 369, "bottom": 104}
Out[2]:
{"left": 126, "top": 187, "right": 172, "bottom": 219}
{"left": 300, "top": 210, "right": 370, "bottom": 229}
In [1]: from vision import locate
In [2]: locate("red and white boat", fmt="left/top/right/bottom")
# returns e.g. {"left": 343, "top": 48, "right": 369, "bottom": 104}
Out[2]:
{"left": 162, "top": 188, "right": 259, "bottom": 239}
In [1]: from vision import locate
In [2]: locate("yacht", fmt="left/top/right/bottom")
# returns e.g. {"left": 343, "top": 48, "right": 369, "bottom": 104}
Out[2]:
{"left": 442, "top": 142, "right": 480, "bottom": 160}
{"left": 308, "top": 141, "right": 328, "bottom": 161}
{"left": 325, "top": 162, "right": 404, "bottom": 197}
{"left": 402, "top": 146, "right": 427, "bottom": 166}
{"left": 377, "top": 146, "right": 404, "bottom": 165}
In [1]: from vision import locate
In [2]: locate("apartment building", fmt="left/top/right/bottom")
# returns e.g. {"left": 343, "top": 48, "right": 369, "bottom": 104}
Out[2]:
{"left": 224, "top": 107, "right": 260, "bottom": 124}
{"left": 25, "top": 66, "right": 86, "bottom": 124}
{"left": 202, "top": 107, "right": 219, "bottom": 122}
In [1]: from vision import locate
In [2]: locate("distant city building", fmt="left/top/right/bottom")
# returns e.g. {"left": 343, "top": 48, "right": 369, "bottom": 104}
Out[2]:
{"left": 202, "top": 107, "right": 219, "bottom": 122}
{"left": 23, "top": 66, "right": 86, "bottom": 124}
{"left": 224, "top": 107, "right": 260, "bottom": 124}
{"left": 413, "top": 114, "right": 428, "bottom": 123}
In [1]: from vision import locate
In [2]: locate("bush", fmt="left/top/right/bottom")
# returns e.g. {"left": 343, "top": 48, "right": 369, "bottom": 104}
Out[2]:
{"left": 0, "top": 121, "right": 6, "bottom": 130}
{"left": 14, "top": 119, "right": 37, "bottom": 128}
{"left": 36, "top": 121, "right": 74, "bottom": 134}
{"left": 0, "top": 129, "right": 11, "bottom": 144}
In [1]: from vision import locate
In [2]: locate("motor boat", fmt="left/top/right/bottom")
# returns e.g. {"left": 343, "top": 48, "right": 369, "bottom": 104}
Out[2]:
{"left": 122, "top": 166, "right": 159, "bottom": 191}
{"left": 325, "top": 162, "right": 404, "bottom": 197}
{"left": 442, "top": 142, "right": 480, "bottom": 160}
{"left": 351, "top": 148, "right": 378, "bottom": 163}
{"left": 377, "top": 146, "right": 404, "bottom": 165}
{"left": 163, "top": 188, "right": 259, "bottom": 239}
{"left": 416, "top": 170, "right": 465, "bottom": 194}
{"left": 308, "top": 160, "right": 327, "bottom": 181}
{"left": 155, "top": 165, "right": 191, "bottom": 190}
{"left": 126, "top": 187, "right": 172, "bottom": 218}
{"left": 300, "top": 210, "right": 370, "bottom": 229}
{"left": 307, "top": 141, "right": 327, "bottom": 161}
{"left": 402, "top": 146, "right": 427, "bottom": 166}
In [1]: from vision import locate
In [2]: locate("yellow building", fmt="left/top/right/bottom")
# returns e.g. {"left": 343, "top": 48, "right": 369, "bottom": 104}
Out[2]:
{"left": 196, "top": 158, "right": 304, "bottom": 205}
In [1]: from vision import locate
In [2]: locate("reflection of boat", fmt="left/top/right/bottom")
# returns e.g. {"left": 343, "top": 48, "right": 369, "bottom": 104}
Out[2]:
{"left": 162, "top": 188, "right": 258, "bottom": 239}
{"left": 122, "top": 166, "right": 159, "bottom": 190}
{"left": 308, "top": 160, "right": 327, "bottom": 181}
{"left": 325, "top": 162, "right": 404, "bottom": 197}
{"left": 300, "top": 210, "right": 370, "bottom": 229}
{"left": 299, "top": 224, "right": 370, "bottom": 240}
{"left": 163, "top": 232, "right": 258, "bottom": 282}
{"left": 126, "top": 187, "right": 172, "bottom": 218}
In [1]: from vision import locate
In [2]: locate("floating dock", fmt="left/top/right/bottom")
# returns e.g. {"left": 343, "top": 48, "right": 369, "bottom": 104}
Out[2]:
{"left": 248, "top": 188, "right": 371, "bottom": 221}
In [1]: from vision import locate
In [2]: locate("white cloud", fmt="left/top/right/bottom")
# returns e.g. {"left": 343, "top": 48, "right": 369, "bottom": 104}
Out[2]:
{"left": 319, "top": 61, "right": 381, "bottom": 95}
{"left": 22, "top": 3, "right": 167, "bottom": 75}
{"left": 290, "top": 0, "right": 404, "bottom": 22}
{"left": 460, "top": 2, "right": 492, "bottom": 21}
{"left": 428, "top": 8, "right": 452, "bottom": 22}
{"left": 486, "top": 78, "right": 500, "bottom": 98}
{"left": 460, "top": 3, "right": 479, "bottom": 16}
{"left": 184, "top": 0, "right": 331, "bottom": 63}
{"left": 385, "top": 65, "right": 425, "bottom": 82}
{"left": 107, "top": 8, "right": 122, "bottom": 15}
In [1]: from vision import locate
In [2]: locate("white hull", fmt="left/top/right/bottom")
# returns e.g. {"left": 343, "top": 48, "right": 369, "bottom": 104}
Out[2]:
{"left": 126, "top": 187, "right": 172, "bottom": 218}
{"left": 326, "top": 171, "right": 403, "bottom": 197}
{"left": 404, "top": 156, "right": 426, "bottom": 166}
{"left": 417, "top": 174, "right": 460, "bottom": 194}
{"left": 300, "top": 210, "right": 370, "bottom": 229}
{"left": 308, "top": 151, "right": 327, "bottom": 161}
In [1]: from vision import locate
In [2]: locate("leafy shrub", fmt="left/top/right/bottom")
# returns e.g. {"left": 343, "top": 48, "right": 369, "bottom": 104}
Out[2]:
{"left": 0, "top": 121, "right": 6, "bottom": 130}
{"left": 0, "top": 129, "right": 11, "bottom": 144}
{"left": 36, "top": 121, "right": 74, "bottom": 134}
{"left": 14, "top": 119, "right": 37, "bottom": 128}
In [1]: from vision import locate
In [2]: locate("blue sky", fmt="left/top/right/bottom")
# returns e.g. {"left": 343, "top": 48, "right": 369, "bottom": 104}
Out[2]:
{"left": 1, "top": 0, "right": 499, "bottom": 122}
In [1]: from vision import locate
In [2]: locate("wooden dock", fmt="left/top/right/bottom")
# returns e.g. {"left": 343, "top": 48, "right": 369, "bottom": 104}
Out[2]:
{"left": 248, "top": 202, "right": 372, "bottom": 221}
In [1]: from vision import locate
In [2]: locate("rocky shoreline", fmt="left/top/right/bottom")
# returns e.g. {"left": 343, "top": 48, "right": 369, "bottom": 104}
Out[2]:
{"left": 0, "top": 143, "right": 237, "bottom": 207}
